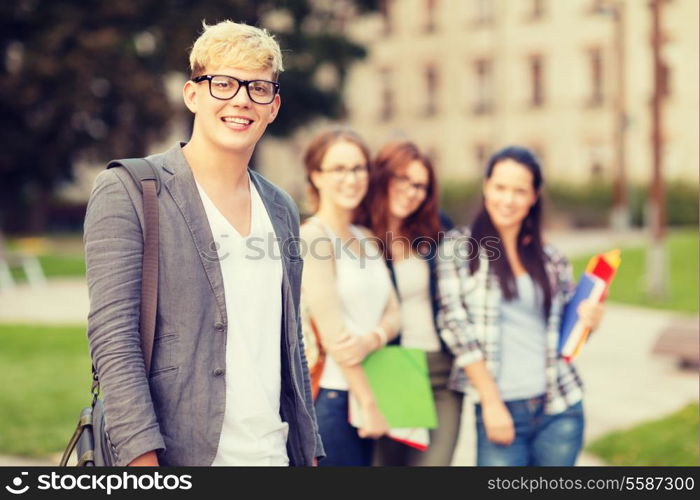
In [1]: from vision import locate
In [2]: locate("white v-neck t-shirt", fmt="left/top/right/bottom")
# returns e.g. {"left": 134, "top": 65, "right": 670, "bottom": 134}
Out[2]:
{"left": 195, "top": 173, "right": 288, "bottom": 466}
{"left": 394, "top": 254, "right": 441, "bottom": 352}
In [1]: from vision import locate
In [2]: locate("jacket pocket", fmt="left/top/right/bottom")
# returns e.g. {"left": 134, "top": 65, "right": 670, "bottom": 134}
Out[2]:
{"left": 150, "top": 333, "right": 179, "bottom": 376}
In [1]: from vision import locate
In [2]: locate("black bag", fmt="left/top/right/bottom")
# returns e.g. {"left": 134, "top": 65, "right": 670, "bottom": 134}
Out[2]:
{"left": 60, "top": 158, "right": 160, "bottom": 466}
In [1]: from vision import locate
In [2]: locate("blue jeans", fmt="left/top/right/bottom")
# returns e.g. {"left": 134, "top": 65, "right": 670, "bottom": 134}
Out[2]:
{"left": 315, "top": 389, "right": 374, "bottom": 466}
{"left": 475, "top": 396, "right": 584, "bottom": 466}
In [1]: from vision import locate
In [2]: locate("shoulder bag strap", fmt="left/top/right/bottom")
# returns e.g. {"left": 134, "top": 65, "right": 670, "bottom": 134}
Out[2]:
{"left": 105, "top": 158, "right": 160, "bottom": 375}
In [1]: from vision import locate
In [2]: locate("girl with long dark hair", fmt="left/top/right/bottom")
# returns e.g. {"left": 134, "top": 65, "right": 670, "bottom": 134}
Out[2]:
{"left": 437, "top": 146, "right": 604, "bottom": 466}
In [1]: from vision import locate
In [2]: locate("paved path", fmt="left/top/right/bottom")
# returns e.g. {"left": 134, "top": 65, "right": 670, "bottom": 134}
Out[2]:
{"left": 0, "top": 454, "right": 59, "bottom": 467}
{"left": 0, "top": 278, "right": 89, "bottom": 325}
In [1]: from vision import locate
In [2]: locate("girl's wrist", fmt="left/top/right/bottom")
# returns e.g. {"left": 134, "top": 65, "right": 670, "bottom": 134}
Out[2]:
{"left": 360, "top": 397, "right": 378, "bottom": 410}
{"left": 371, "top": 326, "right": 388, "bottom": 347}
{"left": 478, "top": 385, "right": 504, "bottom": 406}
{"left": 360, "top": 333, "right": 379, "bottom": 355}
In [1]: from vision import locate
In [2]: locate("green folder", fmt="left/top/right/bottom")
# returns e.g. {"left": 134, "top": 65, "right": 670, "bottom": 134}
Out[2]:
{"left": 361, "top": 346, "right": 438, "bottom": 429}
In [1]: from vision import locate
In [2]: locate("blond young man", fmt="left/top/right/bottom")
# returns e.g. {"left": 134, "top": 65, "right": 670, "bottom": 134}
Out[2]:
{"left": 84, "top": 21, "right": 323, "bottom": 466}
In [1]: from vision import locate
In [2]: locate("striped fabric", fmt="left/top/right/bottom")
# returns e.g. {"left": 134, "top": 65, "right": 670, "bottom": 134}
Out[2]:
{"left": 436, "top": 227, "right": 584, "bottom": 415}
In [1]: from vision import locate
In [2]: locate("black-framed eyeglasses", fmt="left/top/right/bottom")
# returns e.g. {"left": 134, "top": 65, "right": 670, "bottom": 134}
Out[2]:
{"left": 192, "top": 74, "right": 280, "bottom": 105}
{"left": 319, "top": 164, "right": 369, "bottom": 182}
{"left": 391, "top": 174, "right": 429, "bottom": 197}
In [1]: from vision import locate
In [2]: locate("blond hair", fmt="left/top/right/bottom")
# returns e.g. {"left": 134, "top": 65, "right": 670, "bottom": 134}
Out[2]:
{"left": 189, "top": 20, "right": 284, "bottom": 79}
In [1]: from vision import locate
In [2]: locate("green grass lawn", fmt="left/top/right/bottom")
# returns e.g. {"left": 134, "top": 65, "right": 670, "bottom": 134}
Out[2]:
{"left": 571, "top": 229, "right": 699, "bottom": 313}
{"left": 5, "top": 233, "right": 85, "bottom": 281}
{"left": 0, "top": 324, "right": 91, "bottom": 457}
{"left": 586, "top": 403, "right": 699, "bottom": 466}
{"left": 40, "top": 254, "right": 85, "bottom": 278}
{"left": 9, "top": 254, "right": 86, "bottom": 281}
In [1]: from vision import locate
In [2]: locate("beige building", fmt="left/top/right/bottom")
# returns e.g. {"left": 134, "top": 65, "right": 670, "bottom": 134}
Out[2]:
{"left": 64, "top": 0, "right": 699, "bottom": 205}
{"left": 334, "top": 0, "right": 699, "bottom": 185}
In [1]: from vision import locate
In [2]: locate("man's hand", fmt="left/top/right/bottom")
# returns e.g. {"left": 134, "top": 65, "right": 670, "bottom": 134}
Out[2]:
{"left": 128, "top": 450, "right": 159, "bottom": 466}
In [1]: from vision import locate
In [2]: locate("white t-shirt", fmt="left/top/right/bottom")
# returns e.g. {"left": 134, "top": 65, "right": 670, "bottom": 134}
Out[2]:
{"left": 196, "top": 173, "right": 289, "bottom": 466}
{"left": 394, "top": 255, "right": 441, "bottom": 352}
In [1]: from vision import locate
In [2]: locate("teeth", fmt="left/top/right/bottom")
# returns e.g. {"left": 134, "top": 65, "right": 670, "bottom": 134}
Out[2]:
{"left": 223, "top": 117, "right": 252, "bottom": 125}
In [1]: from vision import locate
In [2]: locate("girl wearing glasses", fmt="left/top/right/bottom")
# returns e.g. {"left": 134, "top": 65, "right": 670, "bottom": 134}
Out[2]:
{"left": 437, "top": 147, "right": 604, "bottom": 466}
{"left": 355, "top": 141, "right": 461, "bottom": 466}
{"left": 300, "top": 128, "right": 401, "bottom": 466}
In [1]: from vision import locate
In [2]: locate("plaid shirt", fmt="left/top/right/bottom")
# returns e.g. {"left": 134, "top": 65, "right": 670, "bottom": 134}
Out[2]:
{"left": 436, "top": 226, "right": 584, "bottom": 415}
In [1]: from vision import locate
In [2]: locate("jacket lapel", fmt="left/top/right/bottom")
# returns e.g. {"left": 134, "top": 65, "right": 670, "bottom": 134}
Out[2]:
{"left": 159, "top": 144, "right": 228, "bottom": 325}
{"left": 249, "top": 170, "right": 290, "bottom": 244}
{"left": 249, "top": 170, "right": 297, "bottom": 349}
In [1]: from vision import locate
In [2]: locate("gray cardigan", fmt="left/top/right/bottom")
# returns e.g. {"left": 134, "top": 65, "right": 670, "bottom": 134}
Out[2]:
{"left": 84, "top": 143, "right": 324, "bottom": 466}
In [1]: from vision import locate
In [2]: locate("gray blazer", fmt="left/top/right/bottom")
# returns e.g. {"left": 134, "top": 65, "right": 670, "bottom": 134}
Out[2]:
{"left": 84, "top": 143, "right": 324, "bottom": 466}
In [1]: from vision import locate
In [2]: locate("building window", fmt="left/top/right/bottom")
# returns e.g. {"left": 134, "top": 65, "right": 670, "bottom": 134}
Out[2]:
{"left": 474, "top": 143, "right": 491, "bottom": 169}
{"left": 424, "top": 0, "right": 438, "bottom": 33}
{"left": 380, "top": 68, "right": 394, "bottom": 121}
{"left": 528, "top": 0, "right": 546, "bottom": 20}
{"left": 473, "top": 59, "right": 494, "bottom": 114}
{"left": 529, "top": 55, "right": 544, "bottom": 107}
{"left": 425, "top": 64, "right": 438, "bottom": 116}
{"left": 587, "top": 48, "right": 604, "bottom": 106}
{"left": 587, "top": 0, "right": 608, "bottom": 15}
{"left": 472, "top": 0, "right": 495, "bottom": 27}
{"left": 590, "top": 160, "right": 604, "bottom": 180}
{"left": 587, "top": 145, "right": 605, "bottom": 180}
{"left": 381, "top": 0, "right": 393, "bottom": 36}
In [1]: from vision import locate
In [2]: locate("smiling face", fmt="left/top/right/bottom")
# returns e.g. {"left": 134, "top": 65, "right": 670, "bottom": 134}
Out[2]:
{"left": 310, "top": 140, "right": 369, "bottom": 212}
{"left": 483, "top": 159, "right": 539, "bottom": 233}
{"left": 388, "top": 160, "right": 430, "bottom": 221}
{"left": 183, "top": 66, "right": 280, "bottom": 157}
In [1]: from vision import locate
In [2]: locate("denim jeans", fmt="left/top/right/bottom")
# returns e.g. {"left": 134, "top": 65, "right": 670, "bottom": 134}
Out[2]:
{"left": 315, "top": 389, "right": 374, "bottom": 466}
{"left": 475, "top": 395, "right": 584, "bottom": 466}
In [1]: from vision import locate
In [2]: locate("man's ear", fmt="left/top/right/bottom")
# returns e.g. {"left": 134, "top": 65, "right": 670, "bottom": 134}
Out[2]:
{"left": 267, "top": 93, "right": 281, "bottom": 124}
{"left": 183, "top": 80, "right": 199, "bottom": 114}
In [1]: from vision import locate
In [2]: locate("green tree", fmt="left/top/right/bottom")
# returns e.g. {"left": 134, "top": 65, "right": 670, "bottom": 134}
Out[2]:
{"left": 0, "top": 0, "right": 377, "bottom": 232}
